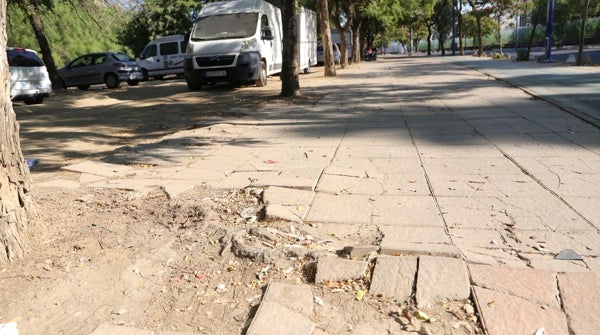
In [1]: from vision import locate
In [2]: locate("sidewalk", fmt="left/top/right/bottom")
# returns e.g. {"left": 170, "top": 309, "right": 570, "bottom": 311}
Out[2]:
{"left": 43, "top": 56, "right": 599, "bottom": 335}
{"left": 448, "top": 55, "right": 600, "bottom": 126}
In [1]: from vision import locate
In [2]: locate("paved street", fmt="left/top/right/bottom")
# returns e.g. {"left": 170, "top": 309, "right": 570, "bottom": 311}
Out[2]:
{"left": 35, "top": 55, "right": 600, "bottom": 334}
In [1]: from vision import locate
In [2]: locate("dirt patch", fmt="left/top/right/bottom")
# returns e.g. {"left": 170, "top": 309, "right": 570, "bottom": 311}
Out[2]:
{"left": 3, "top": 67, "right": 481, "bottom": 334}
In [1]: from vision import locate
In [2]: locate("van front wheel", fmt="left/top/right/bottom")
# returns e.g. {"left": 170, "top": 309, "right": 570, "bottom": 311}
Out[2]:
{"left": 187, "top": 79, "right": 202, "bottom": 91}
{"left": 255, "top": 61, "right": 267, "bottom": 87}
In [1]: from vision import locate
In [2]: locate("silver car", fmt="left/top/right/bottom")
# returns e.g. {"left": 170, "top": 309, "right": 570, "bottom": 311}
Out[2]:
{"left": 57, "top": 52, "right": 142, "bottom": 90}
{"left": 8, "top": 47, "right": 52, "bottom": 105}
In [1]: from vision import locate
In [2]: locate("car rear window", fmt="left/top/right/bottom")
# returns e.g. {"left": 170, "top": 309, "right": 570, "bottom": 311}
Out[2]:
{"left": 7, "top": 49, "right": 44, "bottom": 67}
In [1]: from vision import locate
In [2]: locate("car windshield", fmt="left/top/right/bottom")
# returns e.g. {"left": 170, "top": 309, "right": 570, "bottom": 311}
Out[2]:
{"left": 112, "top": 53, "right": 134, "bottom": 62}
{"left": 7, "top": 50, "right": 44, "bottom": 67}
{"left": 191, "top": 13, "right": 258, "bottom": 41}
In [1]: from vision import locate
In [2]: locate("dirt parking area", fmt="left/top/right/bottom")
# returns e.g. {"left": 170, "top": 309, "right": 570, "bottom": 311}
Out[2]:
{"left": 2, "top": 67, "right": 480, "bottom": 335}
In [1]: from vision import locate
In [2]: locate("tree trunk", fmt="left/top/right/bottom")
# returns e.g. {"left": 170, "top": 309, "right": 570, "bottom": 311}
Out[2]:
{"left": 427, "top": 24, "right": 432, "bottom": 56}
{"left": 330, "top": 0, "right": 350, "bottom": 68}
{"left": 476, "top": 16, "right": 483, "bottom": 56}
{"left": 351, "top": 22, "right": 361, "bottom": 63}
{"left": 458, "top": 1, "right": 464, "bottom": 55}
{"left": 1, "top": 0, "right": 35, "bottom": 265}
{"left": 280, "top": 0, "right": 301, "bottom": 97}
{"left": 318, "top": 0, "right": 336, "bottom": 77}
{"left": 25, "top": 3, "right": 60, "bottom": 89}
{"left": 577, "top": 0, "right": 590, "bottom": 66}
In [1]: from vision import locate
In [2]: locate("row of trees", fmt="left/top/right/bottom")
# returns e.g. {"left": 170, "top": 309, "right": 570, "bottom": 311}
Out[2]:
{"left": 1, "top": 0, "right": 599, "bottom": 263}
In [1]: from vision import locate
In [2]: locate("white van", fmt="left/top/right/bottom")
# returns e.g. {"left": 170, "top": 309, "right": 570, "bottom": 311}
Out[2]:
{"left": 184, "top": 0, "right": 283, "bottom": 90}
{"left": 297, "top": 7, "right": 317, "bottom": 74}
{"left": 137, "top": 35, "right": 187, "bottom": 80}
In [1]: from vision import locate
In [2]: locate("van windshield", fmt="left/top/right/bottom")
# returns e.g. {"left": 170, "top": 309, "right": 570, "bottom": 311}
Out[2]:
{"left": 191, "top": 13, "right": 258, "bottom": 41}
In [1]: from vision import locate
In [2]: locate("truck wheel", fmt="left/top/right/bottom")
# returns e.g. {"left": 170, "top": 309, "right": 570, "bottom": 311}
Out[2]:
{"left": 187, "top": 79, "right": 202, "bottom": 91}
{"left": 255, "top": 61, "right": 267, "bottom": 87}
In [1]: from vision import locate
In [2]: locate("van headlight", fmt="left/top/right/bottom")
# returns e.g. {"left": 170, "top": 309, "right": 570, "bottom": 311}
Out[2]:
{"left": 241, "top": 38, "right": 258, "bottom": 52}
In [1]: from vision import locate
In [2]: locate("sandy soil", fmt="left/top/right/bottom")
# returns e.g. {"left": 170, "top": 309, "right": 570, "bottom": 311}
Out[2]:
{"left": 2, "top": 68, "right": 480, "bottom": 334}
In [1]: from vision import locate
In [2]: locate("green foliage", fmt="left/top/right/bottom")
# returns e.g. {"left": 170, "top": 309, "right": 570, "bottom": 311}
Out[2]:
{"left": 7, "top": 1, "right": 132, "bottom": 67}
{"left": 119, "top": 0, "right": 200, "bottom": 55}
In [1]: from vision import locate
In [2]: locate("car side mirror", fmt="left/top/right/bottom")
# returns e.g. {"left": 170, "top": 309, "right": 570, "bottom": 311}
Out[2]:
{"left": 261, "top": 27, "right": 274, "bottom": 41}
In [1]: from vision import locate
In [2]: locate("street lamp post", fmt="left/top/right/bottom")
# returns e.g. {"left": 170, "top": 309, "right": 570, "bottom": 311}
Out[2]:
{"left": 544, "top": 0, "right": 555, "bottom": 62}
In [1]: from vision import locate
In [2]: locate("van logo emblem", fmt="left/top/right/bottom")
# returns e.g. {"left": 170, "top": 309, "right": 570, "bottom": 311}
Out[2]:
{"left": 209, "top": 55, "right": 220, "bottom": 62}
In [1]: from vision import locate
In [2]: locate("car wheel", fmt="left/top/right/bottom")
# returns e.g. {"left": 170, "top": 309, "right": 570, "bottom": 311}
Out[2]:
{"left": 186, "top": 78, "right": 202, "bottom": 91}
{"left": 77, "top": 85, "right": 90, "bottom": 90}
{"left": 127, "top": 80, "right": 139, "bottom": 86}
{"left": 141, "top": 69, "right": 149, "bottom": 81}
{"left": 255, "top": 61, "right": 267, "bottom": 87}
{"left": 105, "top": 74, "right": 120, "bottom": 89}
{"left": 24, "top": 96, "right": 43, "bottom": 105}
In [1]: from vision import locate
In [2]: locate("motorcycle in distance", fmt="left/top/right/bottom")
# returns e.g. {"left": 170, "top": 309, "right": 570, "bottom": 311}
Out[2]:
{"left": 365, "top": 47, "right": 377, "bottom": 61}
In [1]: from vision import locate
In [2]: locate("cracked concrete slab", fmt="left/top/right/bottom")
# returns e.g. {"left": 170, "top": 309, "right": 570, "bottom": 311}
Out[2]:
{"left": 371, "top": 195, "right": 444, "bottom": 227}
{"left": 473, "top": 286, "right": 569, "bottom": 335}
{"left": 315, "top": 258, "right": 369, "bottom": 283}
{"left": 557, "top": 272, "right": 600, "bottom": 335}
{"left": 469, "top": 264, "right": 560, "bottom": 308}
{"left": 416, "top": 256, "right": 470, "bottom": 308}
{"left": 369, "top": 255, "right": 417, "bottom": 301}
{"left": 62, "top": 160, "right": 133, "bottom": 177}
{"left": 305, "top": 193, "right": 372, "bottom": 224}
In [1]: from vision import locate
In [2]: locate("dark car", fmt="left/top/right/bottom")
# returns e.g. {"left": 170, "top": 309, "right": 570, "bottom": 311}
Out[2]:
{"left": 57, "top": 52, "right": 142, "bottom": 90}
{"left": 7, "top": 47, "right": 52, "bottom": 104}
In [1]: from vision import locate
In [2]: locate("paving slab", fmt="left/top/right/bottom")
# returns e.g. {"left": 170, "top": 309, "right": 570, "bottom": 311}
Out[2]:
{"left": 265, "top": 203, "right": 308, "bottom": 223}
{"left": 380, "top": 242, "right": 461, "bottom": 258}
{"left": 558, "top": 272, "right": 600, "bottom": 335}
{"left": 428, "top": 174, "right": 547, "bottom": 197}
{"left": 371, "top": 195, "right": 444, "bottom": 226}
{"left": 381, "top": 174, "right": 430, "bottom": 196}
{"left": 336, "top": 145, "right": 417, "bottom": 158}
{"left": 473, "top": 286, "right": 569, "bottom": 335}
{"left": 305, "top": 193, "right": 371, "bottom": 224}
{"left": 315, "top": 258, "right": 369, "bottom": 283}
{"left": 415, "top": 256, "right": 470, "bottom": 308}
{"left": 263, "top": 186, "right": 315, "bottom": 205}
{"left": 526, "top": 253, "right": 589, "bottom": 272}
{"left": 438, "top": 196, "right": 592, "bottom": 231}
{"left": 246, "top": 283, "right": 316, "bottom": 335}
{"left": 316, "top": 174, "right": 384, "bottom": 195}
{"left": 62, "top": 160, "right": 133, "bottom": 177}
{"left": 36, "top": 179, "right": 81, "bottom": 189}
{"left": 261, "top": 282, "right": 314, "bottom": 315}
{"left": 369, "top": 255, "right": 417, "bottom": 301}
{"left": 469, "top": 264, "right": 560, "bottom": 307}
{"left": 90, "top": 324, "right": 154, "bottom": 335}
{"left": 379, "top": 226, "right": 451, "bottom": 244}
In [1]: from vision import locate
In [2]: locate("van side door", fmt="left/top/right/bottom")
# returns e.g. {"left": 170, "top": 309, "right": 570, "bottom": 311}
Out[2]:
{"left": 159, "top": 41, "right": 184, "bottom": 71}
{"left": 141, "top": 44, "right": 159, "bottom": 71}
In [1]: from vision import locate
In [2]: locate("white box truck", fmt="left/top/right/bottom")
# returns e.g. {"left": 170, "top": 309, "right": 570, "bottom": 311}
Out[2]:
{"left": 184, "top": 0, "right": 283, "bottom": 90}
{"left": 137, "top": 35, "right": 187, "bottom": 80}
{"left": 297, "top": 7, "right": 317, "bottom": 74}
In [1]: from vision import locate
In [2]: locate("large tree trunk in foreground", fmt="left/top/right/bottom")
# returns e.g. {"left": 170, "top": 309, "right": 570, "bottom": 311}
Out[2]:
{"left": 1, "top": 0, "right": 35, "bottom": 264}
{"left": 280, "top": 0, "right": 301, "bottom": 97}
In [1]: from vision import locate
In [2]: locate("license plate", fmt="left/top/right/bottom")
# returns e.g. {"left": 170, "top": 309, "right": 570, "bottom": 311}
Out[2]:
{"left": 205, "top": 70, "right": 226, "bottom": 77}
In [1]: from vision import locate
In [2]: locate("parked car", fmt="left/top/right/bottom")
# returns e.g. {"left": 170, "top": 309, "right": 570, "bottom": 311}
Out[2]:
{"left": 57, "top": 52, "right": 142, "bottom": 90}
{"left": 316, "top": 44, "right": 341, "bottom": 65}
{"left": 7, "top": 47, "right": 52, "bottom": 104}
